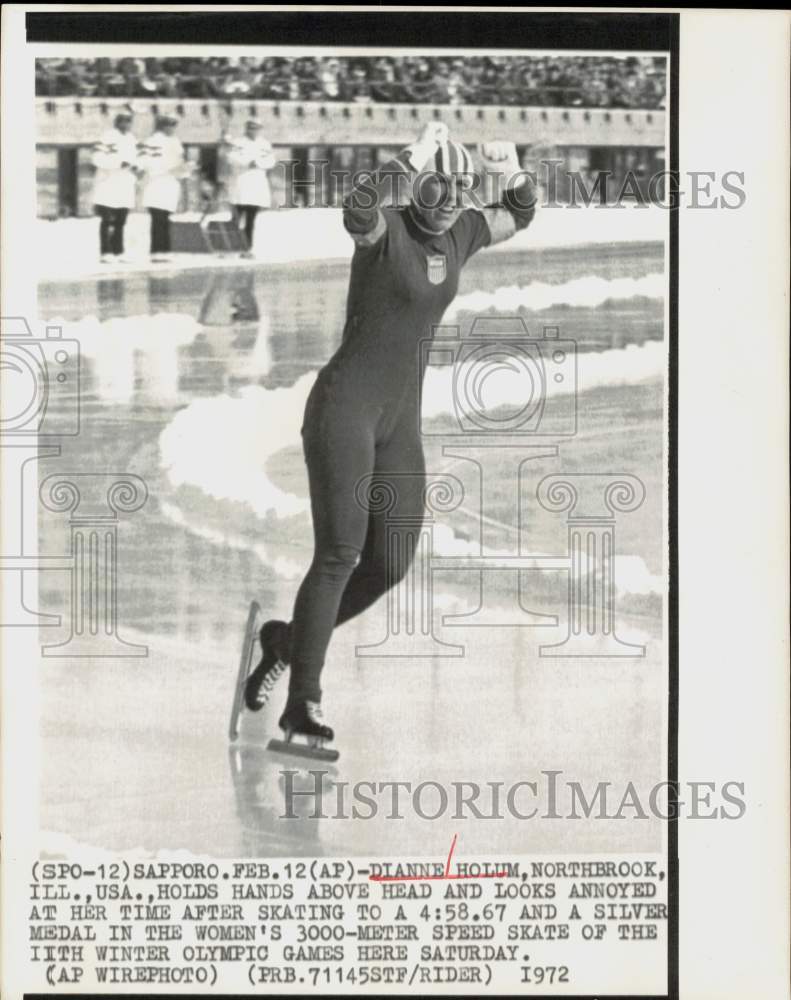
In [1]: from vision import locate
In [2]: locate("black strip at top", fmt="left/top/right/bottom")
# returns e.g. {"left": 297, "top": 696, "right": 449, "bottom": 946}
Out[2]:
{"left": 27, "top": 10, "right": 672, "bottom": 51}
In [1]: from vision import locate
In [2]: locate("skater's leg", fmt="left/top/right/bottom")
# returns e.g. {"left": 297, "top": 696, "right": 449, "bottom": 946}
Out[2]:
{"left": 112, "top": 208, "right": 128, "bottom": 257}
{"left": 244, "top": 206, "right": 258, "bottom": 249}
{"left": 234, "top": 205, "right": 256, "bottom": 254}
{"left": 96, "top": 205, "right": 113, "bottom": 257}
{"left": 161, "top": 210, "right": 172, "bottom": 253}
{"left": 287, "top": 391, "right": 377, "bottom": 707}
{"left": 249, "top": 443, "right": 421, "bottom": 711}
{"left": 334, "top": 419, "right": 426, "bottom": 626}
{"left": 150, "top": 209, "right": 170, "bottom": 256}
{"left": 148, "top": 209, "right": 159, "bottom": 255}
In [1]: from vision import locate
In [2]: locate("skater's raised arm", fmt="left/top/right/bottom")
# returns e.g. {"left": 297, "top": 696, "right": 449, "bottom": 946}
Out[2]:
{"left": 442, "top": 141, "right": 538, "bottom": 265}
{"left": 476, "top": 140, "right": 538, "bottom": 247}
{"left": 342, "top": 122, "right": 450, "bottom": 246}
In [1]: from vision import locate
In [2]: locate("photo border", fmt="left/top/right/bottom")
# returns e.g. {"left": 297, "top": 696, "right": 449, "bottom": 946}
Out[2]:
{"left": 21, "top": 8, "right": 680, "bottom": 1000}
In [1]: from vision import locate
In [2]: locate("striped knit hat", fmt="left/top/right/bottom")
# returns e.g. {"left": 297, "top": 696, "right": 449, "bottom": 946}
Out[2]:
{"left": 428, "top": 138, "right": 474, "bottom": 178}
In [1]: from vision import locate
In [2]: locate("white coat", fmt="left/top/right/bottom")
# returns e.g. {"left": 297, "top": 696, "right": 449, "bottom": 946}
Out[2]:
{"left": 92, "top": 128, "right": 138, "bottom": 209}
{"left": 139, "top": 133, "right": 186, "bottom": 213}
{"left": 226, "top": 135, "right": 275, "bottom": 208}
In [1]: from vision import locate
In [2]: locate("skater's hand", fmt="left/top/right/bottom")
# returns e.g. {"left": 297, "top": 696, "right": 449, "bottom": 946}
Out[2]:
{"left": 480, "top": 140, "right": 520, "bottom": 167}
{"left": 417, "top": 121, "right": 450, "bottom": 148}
{"left": 479, "top": 141, "right": 523, "bottom": 187}
{"left": 406, "top": 121, "right": 451, "bottom": 173}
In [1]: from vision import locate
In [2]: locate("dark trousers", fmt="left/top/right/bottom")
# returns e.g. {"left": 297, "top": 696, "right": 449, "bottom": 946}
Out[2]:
{"left": 96, "top": 205, "right": 128, "bottom": 256}
{"left": 149, "top": 209, "right": 171, "bottom": 254}
{"left": 288, "top": 377, "right": 424, "bottom": 706}
{"left": 233, "top": 204, "right": 259, "bottom": 250}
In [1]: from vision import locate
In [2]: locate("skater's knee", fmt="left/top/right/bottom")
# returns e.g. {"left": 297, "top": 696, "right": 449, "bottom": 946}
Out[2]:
{"left": 326, "top": 542, "right": 362, "bottom": 569}
{"left": 314, "top": 542, "right": 362, "bottom": 584}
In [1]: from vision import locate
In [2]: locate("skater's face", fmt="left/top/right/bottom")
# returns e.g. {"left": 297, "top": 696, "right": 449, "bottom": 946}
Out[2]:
{"left": 115, "top": 116, "right": 132, "bottom": 133}
{"left": 413, "top": 172, "right": 465, "bottom": 233}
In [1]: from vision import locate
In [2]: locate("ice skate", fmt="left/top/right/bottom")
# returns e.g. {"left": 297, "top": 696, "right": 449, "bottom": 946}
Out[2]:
{"left": 267, "top": 700, "right": 339, "bottom": 762}
{"left": 244, "top": 619, "right": 291, "bottom": 711}
{"left": 229, "top": 603, "right": 290, "bottom": 740}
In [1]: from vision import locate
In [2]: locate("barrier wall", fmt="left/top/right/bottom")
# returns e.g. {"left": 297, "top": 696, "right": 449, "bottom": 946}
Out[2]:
{"left": 37, "top": 97, "right": 665, "bottom": 148}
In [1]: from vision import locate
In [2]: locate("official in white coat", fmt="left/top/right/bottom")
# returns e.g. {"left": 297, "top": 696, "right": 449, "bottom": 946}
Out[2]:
{"left": 226, "top": 120, "right": 276, "bottom": 257}
{"left": 92, "top": 111, "right": 138, "bottom": 262}
{"left": 139, "top": 116, "right": 187, "bottom": 261}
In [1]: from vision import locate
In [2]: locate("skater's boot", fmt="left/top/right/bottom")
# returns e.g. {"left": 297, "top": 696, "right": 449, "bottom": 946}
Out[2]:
{"left": 244, "top": 620, "right": 292, "bottom": 711}
{"left": 278, "top": 700, "right": 334, "bottom": 745}
{"left": 267, "top": 699, "right": 338, "bottom": 761}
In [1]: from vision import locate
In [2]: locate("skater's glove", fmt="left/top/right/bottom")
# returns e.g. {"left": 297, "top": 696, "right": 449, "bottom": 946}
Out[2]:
{"left": 405, "top": 121, "right": 450, "bottom": 173}
{"left": 477, "top": 139, "right": 537, "bottom": 230}
{"left": 476, "top": 141, "right": 537, "bottom": 246}
{"left": 479, "top": 141, "right": 523, "bottom": 188}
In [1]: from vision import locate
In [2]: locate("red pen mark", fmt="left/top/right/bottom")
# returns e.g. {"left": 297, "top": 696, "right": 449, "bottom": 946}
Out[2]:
{"left": 369, "top": 834, "right": 509, "bottom": 882}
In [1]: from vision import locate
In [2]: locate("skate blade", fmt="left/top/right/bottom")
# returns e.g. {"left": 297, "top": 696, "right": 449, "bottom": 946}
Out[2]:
{"left": 228, "top": 600, "right": 262, "bottom": 742}
{"left": 266, "top": 738, "right": 339, "bottom": 763}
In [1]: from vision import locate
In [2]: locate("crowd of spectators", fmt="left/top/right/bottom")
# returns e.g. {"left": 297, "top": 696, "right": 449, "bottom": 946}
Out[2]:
{"left": 36, "top": 55, "right": 666, "bottom": 109}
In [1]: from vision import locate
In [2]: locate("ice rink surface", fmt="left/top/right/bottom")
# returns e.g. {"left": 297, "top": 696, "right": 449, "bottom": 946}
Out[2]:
{"left": 35, "top": 232, "right": 667, "bottom": 859}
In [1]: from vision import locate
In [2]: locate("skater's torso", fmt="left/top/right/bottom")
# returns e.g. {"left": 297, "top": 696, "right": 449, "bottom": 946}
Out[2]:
{"left": 314, "top": 207, "right": 489, "bottom": 428}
